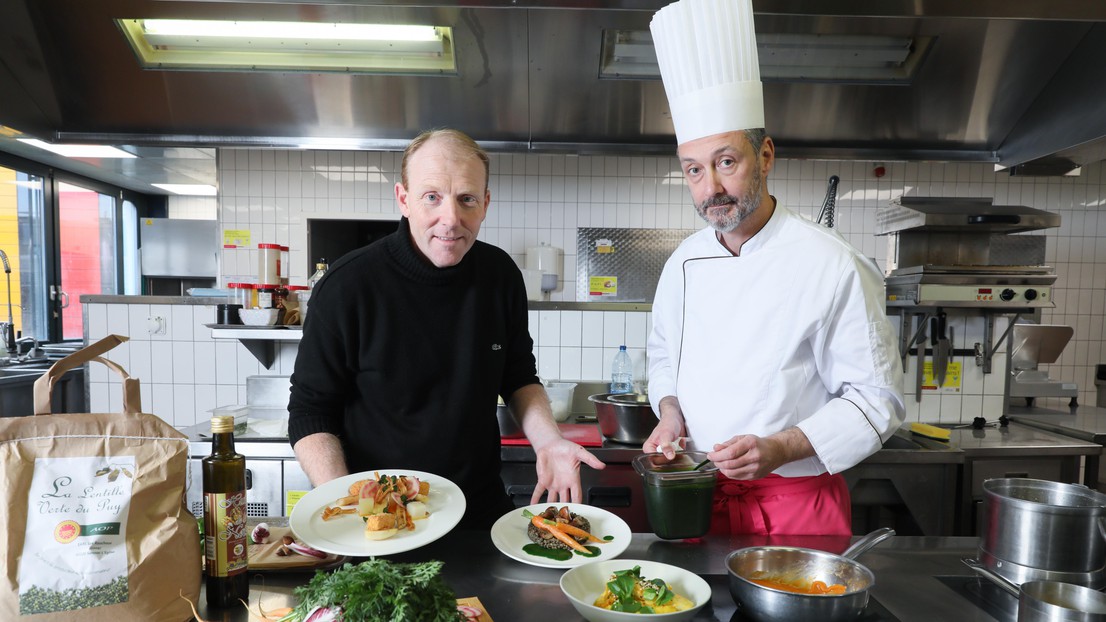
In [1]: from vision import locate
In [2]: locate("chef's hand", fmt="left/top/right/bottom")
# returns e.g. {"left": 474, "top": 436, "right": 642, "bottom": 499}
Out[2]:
{"left": 643, "top": 396, "right": 687, "bottom": 460}
{"left": 531, "top": 440, "right": 606, "bottom": 504}
{"left": 707, "top": 427, "right": 816, "bottom": 480}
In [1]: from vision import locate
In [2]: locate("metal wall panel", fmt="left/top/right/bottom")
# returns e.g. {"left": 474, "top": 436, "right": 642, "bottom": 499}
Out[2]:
{"left": 575, "top": 227, "right": 692, "bottom": 302}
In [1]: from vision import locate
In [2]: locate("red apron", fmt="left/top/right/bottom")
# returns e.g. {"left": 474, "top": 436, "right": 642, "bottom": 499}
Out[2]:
{"left": 710, "top": 472, "right": 851, "bottom": 536}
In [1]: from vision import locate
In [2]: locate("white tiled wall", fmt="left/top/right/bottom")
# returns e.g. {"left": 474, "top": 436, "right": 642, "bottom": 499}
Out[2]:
{"left": 85, "top": 301, "right": 298, "bottom": 429}
{"left": 87, "top": 149, "right": 1106, "bottom": 429}
{"left": 167, "top": 196, "right": 217, "bottom": 220}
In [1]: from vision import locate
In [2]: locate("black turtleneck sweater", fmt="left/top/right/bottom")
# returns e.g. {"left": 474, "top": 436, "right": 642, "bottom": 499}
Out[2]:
{"left": 288, "top": 218, "right": 538, "bottom": 527}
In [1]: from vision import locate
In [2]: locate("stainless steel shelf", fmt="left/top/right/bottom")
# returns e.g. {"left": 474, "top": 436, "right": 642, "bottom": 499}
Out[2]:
{"left": 209, "top": 327, "right": 302, "bottom": 369}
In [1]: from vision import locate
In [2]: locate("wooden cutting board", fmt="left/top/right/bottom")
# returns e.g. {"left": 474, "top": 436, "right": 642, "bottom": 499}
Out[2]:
{"left": 248, "top": 524, "right": 347, "bottom": 571}
{"left": 456, "top": 596, "right": 494, "bottom": 622}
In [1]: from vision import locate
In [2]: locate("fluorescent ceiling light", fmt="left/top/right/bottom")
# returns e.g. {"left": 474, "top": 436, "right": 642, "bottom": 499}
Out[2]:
{"left": 599, "top": 30, "right": 933, "bottom": 84}
{"left": 152, "top": 183, "right": 218, "bottom": 196}
{"left": 18, "top": 139, "right": 136, "bottom": 159}
{"left": 117, "top": 18, "right": 456, "bottom": 75}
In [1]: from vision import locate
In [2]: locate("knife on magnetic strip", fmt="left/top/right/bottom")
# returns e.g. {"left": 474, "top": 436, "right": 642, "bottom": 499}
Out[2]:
{"left": 934, "top": 312, "right": 950, "bottom": 387}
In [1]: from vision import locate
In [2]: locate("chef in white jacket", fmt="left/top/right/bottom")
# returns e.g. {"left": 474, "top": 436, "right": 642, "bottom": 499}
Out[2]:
{"left": 645, "top": 0, "right": 906, "bottom": 536}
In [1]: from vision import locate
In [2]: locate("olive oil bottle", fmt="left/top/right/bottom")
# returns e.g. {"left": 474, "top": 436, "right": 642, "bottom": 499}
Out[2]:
{"left": 202, "top": 415, "right": 249, "bottom": 607}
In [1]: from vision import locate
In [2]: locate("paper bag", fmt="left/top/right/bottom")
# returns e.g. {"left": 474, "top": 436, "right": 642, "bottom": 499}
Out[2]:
{"left": 0, "top": 334, "right": 200, "bottom": 621}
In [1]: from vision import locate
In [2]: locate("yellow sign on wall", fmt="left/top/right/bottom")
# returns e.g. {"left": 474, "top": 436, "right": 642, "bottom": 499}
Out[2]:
{"left": 223, "top": 229, "right": 251, "bottom": 248}
{"left": 589, "top": 276, "right": 618, "bottom": 297}
{"left": 922, "top": 361, "right": 962, "bottom": 392}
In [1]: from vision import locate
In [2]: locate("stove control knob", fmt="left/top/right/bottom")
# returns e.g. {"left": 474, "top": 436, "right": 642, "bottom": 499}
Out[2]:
{"left": 1000, "top": 288, "right": 1016, "bottom": 301}
{"left": 1024, "top": 289, "right": 1038, "bottom": 301}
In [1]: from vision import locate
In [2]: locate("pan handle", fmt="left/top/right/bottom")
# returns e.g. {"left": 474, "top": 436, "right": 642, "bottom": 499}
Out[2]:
{"left": 962, "top": 558, "right": 1021, "bottom": 598}
{"left": 841, "top": 527, "right": 896, "bottom": 560}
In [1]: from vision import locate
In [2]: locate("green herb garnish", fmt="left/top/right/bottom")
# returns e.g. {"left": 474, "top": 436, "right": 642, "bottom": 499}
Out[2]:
{"left": 289, "top": 560, "right": 464, "bottom": 622}
{"left": 605, "top": 566, "right": 675, "bottom": 613}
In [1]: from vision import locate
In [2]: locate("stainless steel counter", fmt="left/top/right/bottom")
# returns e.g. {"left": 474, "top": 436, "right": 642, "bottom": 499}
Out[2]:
{"left": 1007, "top": 404, "right": 1106, "bottom": 493}
{"left": 193, "top": 531, "right": 1016, "bottom": 622}
{"left": 1008, "top": 405, "right": 1106, "bottom": 443}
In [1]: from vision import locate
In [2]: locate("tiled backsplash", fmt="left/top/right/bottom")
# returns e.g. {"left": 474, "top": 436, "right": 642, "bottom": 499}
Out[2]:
{"left": 86, "top": 149, "right": 1106, "bottom": 429}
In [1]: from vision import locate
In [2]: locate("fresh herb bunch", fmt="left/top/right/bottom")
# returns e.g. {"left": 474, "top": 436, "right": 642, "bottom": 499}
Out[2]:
{"left": 289, "top": 559, "right": 465, "bottom": 621}
{"left": 606, "top": 566, "right": 674, "bottom": 614}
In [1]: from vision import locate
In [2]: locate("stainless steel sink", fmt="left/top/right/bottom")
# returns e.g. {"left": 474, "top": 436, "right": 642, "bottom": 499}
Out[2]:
{"left": 0, "top": 363, "right": 84, "bottom": 416}
{"left": 0, "top": 367, "right": 47, "bottom": 378}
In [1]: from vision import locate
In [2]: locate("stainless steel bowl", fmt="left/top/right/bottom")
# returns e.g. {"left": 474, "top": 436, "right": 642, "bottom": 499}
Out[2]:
{"left": 589, "top": 393, "right": 657, "bottom": 445}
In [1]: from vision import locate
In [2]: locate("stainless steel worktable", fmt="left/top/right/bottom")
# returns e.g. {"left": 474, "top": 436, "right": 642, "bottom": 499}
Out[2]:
{"left": 194, "top": 531, "right": 1018, "bottom": 621}
{"left": 1007, "top": 404, "right": 1106, "bottom": 492}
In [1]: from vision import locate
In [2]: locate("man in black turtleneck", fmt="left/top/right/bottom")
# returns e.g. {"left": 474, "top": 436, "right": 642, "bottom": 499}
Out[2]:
{"left": 288, "top": 129, "right": 604, "bottom": 528}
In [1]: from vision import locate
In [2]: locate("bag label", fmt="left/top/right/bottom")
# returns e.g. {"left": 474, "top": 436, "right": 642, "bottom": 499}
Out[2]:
{"left": 17, "top": 456, "right": 135, "bottom": 614}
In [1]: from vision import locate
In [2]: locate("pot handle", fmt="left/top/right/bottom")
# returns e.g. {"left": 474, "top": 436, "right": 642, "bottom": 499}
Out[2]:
{"left": 962, "top": 558, "right": 1021, "bottom": 598}
{"left": 841, "top": 527, "right": 896, "bottom": 560}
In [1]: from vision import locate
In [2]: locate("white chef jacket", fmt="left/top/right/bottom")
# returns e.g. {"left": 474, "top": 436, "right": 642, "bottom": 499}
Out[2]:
{"left": 648, "top": 203, "right": 905, "bottom": 477}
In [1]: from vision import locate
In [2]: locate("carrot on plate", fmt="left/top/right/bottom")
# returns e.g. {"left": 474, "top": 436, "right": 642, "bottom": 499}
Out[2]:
{"left": 531, "top": 515, "right": 589, "bottom": 553}
{"left": 555, "top": 522, "right": 605, "bottom": 544}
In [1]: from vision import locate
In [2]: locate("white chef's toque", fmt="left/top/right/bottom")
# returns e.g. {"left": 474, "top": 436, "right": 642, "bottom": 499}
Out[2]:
{"left": 650, "top": 0, "right": 764, "bottom": 145}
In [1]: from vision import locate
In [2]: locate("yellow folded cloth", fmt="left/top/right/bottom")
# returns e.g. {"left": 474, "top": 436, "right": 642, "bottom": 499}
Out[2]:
{"left": 910, "top": 422, "right": 951, "bottom": 441}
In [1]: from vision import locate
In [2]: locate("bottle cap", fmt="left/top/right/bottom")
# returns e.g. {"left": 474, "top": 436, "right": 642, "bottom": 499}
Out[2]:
{"left": 211, "top": 415, "right": 235, "bottom": 434}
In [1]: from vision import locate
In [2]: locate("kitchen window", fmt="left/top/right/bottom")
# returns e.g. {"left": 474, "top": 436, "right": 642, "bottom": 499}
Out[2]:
{"left": 0, "top": 153, "right": 145, "bottom": 345}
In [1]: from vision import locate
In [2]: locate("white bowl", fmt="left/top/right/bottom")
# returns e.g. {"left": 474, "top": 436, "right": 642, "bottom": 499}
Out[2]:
{"left": 560, "top": 559, "right": 712, "bottom": 622}
{"left": 238, "top": 308, "right": 280, "bottom": 326}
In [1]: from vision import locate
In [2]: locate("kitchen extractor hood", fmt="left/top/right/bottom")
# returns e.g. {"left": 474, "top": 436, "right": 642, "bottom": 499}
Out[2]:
{"left": 3, "top": 0, "right": 1106, "bottom": 172}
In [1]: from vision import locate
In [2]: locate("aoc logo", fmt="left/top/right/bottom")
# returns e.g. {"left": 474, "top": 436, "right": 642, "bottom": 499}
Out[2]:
{"left": 54, "top": 520, "right": 81, "bottom": 544}
{"left": 491, "top": 344, "right": 502, "bottom": 351}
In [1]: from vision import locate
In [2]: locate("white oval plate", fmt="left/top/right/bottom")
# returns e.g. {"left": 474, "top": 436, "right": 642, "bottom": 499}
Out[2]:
{"left": 490, "top": 503, "right": 631, "bottom": 569}
{"left": 289, "top": 470, "right": 465, "bottom": 557}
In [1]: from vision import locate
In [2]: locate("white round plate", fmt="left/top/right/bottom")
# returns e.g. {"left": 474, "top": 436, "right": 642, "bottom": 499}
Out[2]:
{"left": 289, "top": 470, "right": 465, "bottom": 557}
{"left": 490, "top": 503, "right": 631, "bottom": 569}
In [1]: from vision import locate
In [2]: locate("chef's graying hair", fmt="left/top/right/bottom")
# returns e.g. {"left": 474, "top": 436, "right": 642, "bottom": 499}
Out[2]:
{"left": 401, "top": 128, "right": 490, "bottom": 191}
{"left": 745, "top": 128, "right": 768, "bottom": 153}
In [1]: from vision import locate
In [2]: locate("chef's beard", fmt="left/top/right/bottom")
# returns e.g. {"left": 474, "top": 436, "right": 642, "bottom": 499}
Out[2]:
{"left": 695, "top": 165, "right": 764, "bottom": 233}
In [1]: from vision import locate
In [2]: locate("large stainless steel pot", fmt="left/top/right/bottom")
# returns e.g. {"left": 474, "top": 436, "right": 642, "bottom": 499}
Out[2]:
{"left": 725, "top": 528, "right": 895, "bottom": 622}
{"left": 589, "top": 393, "right": 657, "bottom": 444}
{"left": 966, "top": 558, "right": 1106, "bottom": 622}
{"left": 981, "top": 478, "right": 1106, "bottom": 584}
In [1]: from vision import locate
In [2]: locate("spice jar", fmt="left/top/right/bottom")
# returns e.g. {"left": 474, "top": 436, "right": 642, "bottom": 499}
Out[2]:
{"left": 256, "top": 284, "right": 284, "bottom": 310}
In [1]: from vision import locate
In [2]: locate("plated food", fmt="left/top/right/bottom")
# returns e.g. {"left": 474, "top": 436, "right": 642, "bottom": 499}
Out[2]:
{"left": 289, "top": 470, "right": 465, "bottom": 557}
{"left": 593, "top": 566, "right": 695, "bottom": 614}
{"left": 525, "top": 506, "right": 606, "bottom": 556}
{"left": 320, "top": 472, "right": 432, "bottom": 541}
{"left": 560, "top": 559, "right": 712, "bottom": 622}
{"left": 489, "top": 503, "right": 631, "bottom": 569}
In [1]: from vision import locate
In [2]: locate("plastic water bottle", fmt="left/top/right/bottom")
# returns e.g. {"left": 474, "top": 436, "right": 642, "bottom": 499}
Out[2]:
{"left": 610, "top": 345, "right": 633, "bottom": 394}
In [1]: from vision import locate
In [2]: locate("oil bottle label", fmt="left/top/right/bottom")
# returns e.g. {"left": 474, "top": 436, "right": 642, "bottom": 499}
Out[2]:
{"left": 204, "top": 491, "right": 248, "bottom": 577}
